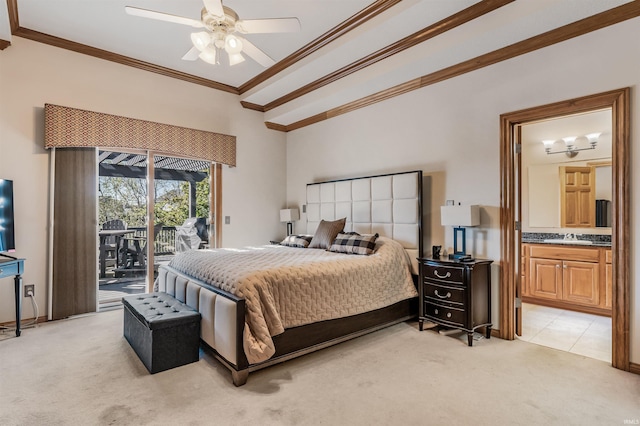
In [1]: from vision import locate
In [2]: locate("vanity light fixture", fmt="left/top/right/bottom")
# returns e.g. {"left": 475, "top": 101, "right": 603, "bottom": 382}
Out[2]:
{"left": 542, "top": 132, "right": 601, "bottom": 158}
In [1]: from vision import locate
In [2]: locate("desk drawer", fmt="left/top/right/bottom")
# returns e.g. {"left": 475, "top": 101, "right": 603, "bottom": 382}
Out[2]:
{"left": 0, "top": 262, "right": 20, "bottom": 278}
{"left": 424, "top": 301, "right": 465, "bottom": 328}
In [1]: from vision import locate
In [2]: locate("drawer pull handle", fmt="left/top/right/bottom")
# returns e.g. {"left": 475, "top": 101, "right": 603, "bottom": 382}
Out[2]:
{"left": 434, "top": 290, "right": 451, "bottom": 299}
{"left": 434, "top": 309, "right": 439, "bottom": 315}
{"left": 0, "top": 268, "right": 3, "bottom": 274}
{"left": 434, "top": 270, "right": 451, "bottom": 279}
{"left": 447, "top": 313, "right": 452, "bottom": 318}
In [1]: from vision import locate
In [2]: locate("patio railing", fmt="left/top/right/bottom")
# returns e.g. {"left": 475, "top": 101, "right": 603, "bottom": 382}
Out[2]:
{"left": 128, "top": 226, "right": 177, "bottom": 255}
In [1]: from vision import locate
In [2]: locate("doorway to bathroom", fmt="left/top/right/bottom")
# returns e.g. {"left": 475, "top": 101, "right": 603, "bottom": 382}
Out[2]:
{"left": 498, "top": 88, "right": 630, "bottom": 371}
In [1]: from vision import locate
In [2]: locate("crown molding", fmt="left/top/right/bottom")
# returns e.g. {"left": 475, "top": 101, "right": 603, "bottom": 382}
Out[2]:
{"left": 240, "top": 101, "right": 265, "bottom": 112}
{"left": 11, "top": 25, "right": 239, "bottom": 94}
{"left": 269, "top": 1, "right": 640, "bottom": 132}
{"left": 257, "top": 0, "right": 513, "bottom": 113}
{"left": 237, "top": 0, "right": 401, "bottom": 94}
{"left": 5, "top": 0, "right": 400, "bottom": 100}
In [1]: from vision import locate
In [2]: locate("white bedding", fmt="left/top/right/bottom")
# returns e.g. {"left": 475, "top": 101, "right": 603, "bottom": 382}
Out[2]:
{"left": 167, "top": 236, "right": 418, "bottom": 364}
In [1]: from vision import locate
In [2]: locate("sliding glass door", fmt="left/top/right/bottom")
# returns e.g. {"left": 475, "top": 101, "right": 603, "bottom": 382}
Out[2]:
{"left": 97, "top": 150, "right": 149, "bottom": 308}
{"left": 149, "top": 155, "right": 213, "bottom": 279}
{"left": 97, "top": 151, "right": 214, "bottom": 305}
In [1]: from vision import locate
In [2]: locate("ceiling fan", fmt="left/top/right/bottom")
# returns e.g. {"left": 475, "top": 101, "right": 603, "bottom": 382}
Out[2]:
{"left": 125, "top": 0, "right": 301, "bottom": 67}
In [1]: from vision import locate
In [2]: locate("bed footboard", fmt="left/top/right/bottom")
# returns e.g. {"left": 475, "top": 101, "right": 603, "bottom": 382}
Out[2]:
{"left": 155, "top": 265, "right": 249, "bottom": 378}
{"left": 156, "top": 264, "right": 417, "bottom": 386}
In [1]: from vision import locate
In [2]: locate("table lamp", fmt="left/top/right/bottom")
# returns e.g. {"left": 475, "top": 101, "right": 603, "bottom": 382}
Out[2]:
{"left": 280, "top": 208, "right": 300, "bottom": 236}
{"left": 440, "top": 204, "right": 480, "bottom": 260}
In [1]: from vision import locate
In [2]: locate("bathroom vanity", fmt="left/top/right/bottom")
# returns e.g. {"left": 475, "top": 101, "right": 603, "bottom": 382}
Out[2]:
{"left": 521, "top": 234, "right": 611, "bottom": 316}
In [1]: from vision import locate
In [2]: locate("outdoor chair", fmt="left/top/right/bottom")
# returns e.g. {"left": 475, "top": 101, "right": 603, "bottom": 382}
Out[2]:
{"left": 99, "top": 219, "right": 127, "bottom": 276}
{"left": 122, "top": 223, "right": 163, "bottom": 269}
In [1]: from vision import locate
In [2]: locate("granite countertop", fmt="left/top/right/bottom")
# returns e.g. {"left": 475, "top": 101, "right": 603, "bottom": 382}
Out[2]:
{"left": 522, "top": 232, "right": 612, "bottom": 247}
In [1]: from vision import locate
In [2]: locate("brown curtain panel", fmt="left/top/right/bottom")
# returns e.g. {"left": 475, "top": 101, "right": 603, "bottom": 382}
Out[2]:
{"left": 52, "top": 147, "right": 97, "bottom": 319}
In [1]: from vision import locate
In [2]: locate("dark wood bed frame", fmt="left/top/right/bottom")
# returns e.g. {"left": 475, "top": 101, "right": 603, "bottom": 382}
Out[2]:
{"left": 195, "top": 278, "right": 418, "bottom": 386}
{"left": 158, "top": 170, "right": 423, "bottom": 386}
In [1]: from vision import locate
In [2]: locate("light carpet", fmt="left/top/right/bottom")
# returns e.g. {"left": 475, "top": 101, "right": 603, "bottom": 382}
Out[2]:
{"left": 0, "top": 309, "right": 638, "bottom": 425}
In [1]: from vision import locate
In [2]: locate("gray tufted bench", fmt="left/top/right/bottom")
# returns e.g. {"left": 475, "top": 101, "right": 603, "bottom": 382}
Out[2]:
{"left": 123, "top": 292, "right": 201, "bottom": 374}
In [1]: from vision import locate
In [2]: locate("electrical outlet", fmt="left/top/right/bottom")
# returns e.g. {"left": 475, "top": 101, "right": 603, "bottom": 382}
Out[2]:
{"left": 225, "top": 216, "right": 230, "bottom": 224}
{"left": 24, "top": 284, "right": 35, "bottom": 297}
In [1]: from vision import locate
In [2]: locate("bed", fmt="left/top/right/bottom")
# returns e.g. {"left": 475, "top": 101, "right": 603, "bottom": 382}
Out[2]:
{"left": 155, "top": 170, "right": 423, "bottom": 385}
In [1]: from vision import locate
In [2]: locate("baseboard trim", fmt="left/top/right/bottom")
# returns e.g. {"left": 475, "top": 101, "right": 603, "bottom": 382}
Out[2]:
{"left": 0, "top": 315, "right": 48, "bottom": 328}
{"left": 629, "top": 362, "right": 640, "bottom": 375}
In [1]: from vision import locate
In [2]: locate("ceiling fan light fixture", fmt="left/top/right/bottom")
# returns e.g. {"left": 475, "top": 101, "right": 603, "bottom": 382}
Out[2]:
{"left": 191, "top": 31, "right": 211, "bottom": 51}
{"left": 224, "top": 34, "right": 243, "bottom": 54}
{"left": 198, "top": 47, "right": 217, "bottom": 65}
{"left": 228, "top": 52, "right": 245, "bottom": 66}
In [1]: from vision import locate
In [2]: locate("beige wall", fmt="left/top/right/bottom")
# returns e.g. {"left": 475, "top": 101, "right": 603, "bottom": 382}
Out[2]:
{"left": 286, "top": 19, "right": 639, "bottom": 363}
{"left": 0, "top": 37, "right": 286, "bottom": 323}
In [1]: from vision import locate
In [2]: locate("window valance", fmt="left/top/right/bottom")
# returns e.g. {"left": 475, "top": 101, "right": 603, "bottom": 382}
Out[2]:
{"left": 44, "top": 104, "right": 236, "bottom": 167}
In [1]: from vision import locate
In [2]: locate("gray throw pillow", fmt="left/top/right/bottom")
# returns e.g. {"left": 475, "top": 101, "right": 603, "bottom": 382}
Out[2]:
{"left": 308, "top": 218, "right": 346, "bottom": 249}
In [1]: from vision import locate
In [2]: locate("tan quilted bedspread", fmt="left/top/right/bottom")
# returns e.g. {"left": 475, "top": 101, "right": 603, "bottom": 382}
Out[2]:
{"left": 168, "top": 237, "right": 418, "bottom": 364}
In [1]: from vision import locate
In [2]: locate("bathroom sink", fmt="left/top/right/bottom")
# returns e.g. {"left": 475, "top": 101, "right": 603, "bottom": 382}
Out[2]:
{"left": 543, "top": 239, "right": 593, "bottom": 245}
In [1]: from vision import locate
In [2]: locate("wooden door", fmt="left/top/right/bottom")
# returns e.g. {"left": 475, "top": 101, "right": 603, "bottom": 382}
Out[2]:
{"left": 529, "top": 257, "right": 562, "bottom": 300}
{"left": 562, "top": 260, "right": 599, "bottom": 306}
{"left": 560, "top": 166, "right": 595, "bottom": 227}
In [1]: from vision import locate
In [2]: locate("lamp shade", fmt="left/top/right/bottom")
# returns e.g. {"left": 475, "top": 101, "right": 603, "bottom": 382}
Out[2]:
{"left": 280, "top": 208, "right": 300, "bottom": 222}
{"left": 441, "top": 205, "right": 480, "bottom": 227}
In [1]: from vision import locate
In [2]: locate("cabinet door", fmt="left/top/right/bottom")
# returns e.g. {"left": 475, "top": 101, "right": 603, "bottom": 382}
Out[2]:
{"left": 529, "top": 258, "right": 562, "bottom": 300}
{"left": 521, "top": 248, "right": 529, "bottom": 297}
{"left": 604, "top": 250, "right": 612, "bottom": 309}
{"left": 562, "top": 260, "right": 599, "bottom": 306}
{"left": 560, "top": 166, "right": 595, "bottom": 228}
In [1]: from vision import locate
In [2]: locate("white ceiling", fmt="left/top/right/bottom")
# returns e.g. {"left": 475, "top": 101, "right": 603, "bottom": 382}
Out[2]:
{"left": 1, "top": 0, "right": 634, "bottom": 129}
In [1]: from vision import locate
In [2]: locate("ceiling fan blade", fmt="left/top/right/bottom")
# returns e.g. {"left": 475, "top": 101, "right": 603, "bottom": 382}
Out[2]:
{"left": 202, "top": 0, "right": 224, "bottom": 17}
{"left": 236, "top": 36, "right": 275, "bottom": 67}
{"left": 236, "top": 18, "right": 301, "bottom": 34}
{"left": 125, "top": 6, "right": 204, "bottom": 28}
{"left": 181, "top": 46, "right": 200, "bottom": 61}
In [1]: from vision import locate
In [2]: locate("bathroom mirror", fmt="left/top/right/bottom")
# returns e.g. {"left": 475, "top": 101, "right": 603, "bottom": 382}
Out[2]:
{"left": 521, "top": 109, "right": 612, "bottom": 232}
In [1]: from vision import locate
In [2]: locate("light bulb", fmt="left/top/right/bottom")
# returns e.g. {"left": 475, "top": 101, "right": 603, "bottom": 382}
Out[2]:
{"left": 198, "top": 47, "right": 217, "bottom": 65}
{"left": 586, "top": 132, "right": 602, "bottom": 143}
{"left": 190, "top": 32, "right": 211, "bottom": 51}
{"left": 562, "top": 136, "right": 576, "bottom": 149}
{"left": 224, "top": 35, "right": 243, "bottom": 54}
{"left": 228, "top": 52, "right": 245, "bottom": 66}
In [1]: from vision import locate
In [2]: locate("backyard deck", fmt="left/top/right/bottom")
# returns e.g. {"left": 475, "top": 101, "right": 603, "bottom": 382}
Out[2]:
{"left": 98, "top": 254, "right": 174, "bottom": 310}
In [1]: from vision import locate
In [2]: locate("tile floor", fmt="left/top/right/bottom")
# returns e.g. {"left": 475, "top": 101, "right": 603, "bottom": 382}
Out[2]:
{"left": 518, "top": 303, "right": 612, "bottom": 363}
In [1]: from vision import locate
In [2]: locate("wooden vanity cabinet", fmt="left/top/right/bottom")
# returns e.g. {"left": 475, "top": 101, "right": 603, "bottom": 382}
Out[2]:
{"left": 522, "top": 243, "right": 611, "bottom": 316}
{"left": 604, "top": 249, "right": 612, "bottom": 310}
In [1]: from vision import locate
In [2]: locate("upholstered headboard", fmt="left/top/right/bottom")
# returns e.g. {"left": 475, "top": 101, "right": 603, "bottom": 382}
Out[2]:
{"left": 306, "top": 170, "right": 423, "bottom": 274}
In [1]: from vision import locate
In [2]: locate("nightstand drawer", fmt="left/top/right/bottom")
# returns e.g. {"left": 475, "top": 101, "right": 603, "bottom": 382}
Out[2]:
{"left": 423, "top": 282, "right": 465, "bottom": 306}
{"left": 422, "top": 265, "right": 464, "bottom": 284}
{"left": 424, "top": 302, "right": 465, "bottom": 327}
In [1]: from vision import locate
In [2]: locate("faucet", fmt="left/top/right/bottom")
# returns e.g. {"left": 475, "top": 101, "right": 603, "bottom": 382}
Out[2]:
{"left": 564, "top": 233, "right": 576, "bottom": 241}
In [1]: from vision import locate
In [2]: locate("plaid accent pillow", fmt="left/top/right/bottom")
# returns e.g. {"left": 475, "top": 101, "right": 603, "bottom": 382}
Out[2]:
{"left": 279, "top": 235, "right": 313, "bottom": 248}
{"left": 329, "top": 233, "right": 379, "bottom": 255}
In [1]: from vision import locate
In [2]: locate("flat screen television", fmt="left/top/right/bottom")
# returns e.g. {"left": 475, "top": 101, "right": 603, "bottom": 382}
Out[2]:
{"left": 0, "top": 179, "right": 16, "bottom": 253}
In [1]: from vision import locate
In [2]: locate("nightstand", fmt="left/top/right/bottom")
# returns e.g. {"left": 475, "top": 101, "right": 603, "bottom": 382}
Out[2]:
{"left": 418, "top": 257, "right": 493, "bottom": 346}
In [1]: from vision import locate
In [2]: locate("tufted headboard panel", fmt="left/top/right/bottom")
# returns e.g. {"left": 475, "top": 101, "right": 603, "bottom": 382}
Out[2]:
{"left": 306, "top": 170, "right": 423, "bottom": 273}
